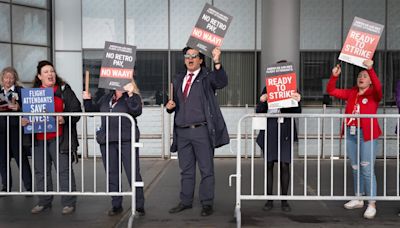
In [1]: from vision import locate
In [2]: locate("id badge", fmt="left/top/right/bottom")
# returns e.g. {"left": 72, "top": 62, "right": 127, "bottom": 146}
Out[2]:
{"left": 350, "top": 126, "right": 356, "bottom": 135}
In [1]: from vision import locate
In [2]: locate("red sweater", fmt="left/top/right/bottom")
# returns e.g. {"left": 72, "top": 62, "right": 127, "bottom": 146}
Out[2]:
{"left": 326, "top": 68, "right": 382, "bottom": 141}
{"left": 37, "top": 85, "right": 64, "bottom": 140}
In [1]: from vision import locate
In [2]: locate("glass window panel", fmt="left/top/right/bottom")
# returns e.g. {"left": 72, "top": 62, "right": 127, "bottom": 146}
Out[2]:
{"left": 170, "top": 0, "right": 211, "bottom": 49}
{"left": 217, "top": 52, "right": 255, "bottom": 106}
{"left": 0, "top": 3, "right": 10, "bottom": 42}
{"left": 0, "top": 43, "right": 11, "bottom": 71}
{"left": 126, "top": 0, "right": 168, "bottom": 49}
{"left": 13, "top": 44, "right": 49, "bottom": 82}
{"left": 83, "top": 50, "right": 168, "bottom": 106}
{"left": 214, "top": 0, "right": 255, "bottom": 50}
{"left": 300, "top": 0, "right": 342, "bottom": 50}
{"left": 343, "top": 0, "right": 385, "bottom": 50}
{"left": 135, "top": 51, "right": 168, "bottom": 106}
{"left": 82, "top": 50, "right": 105, "bottom": 102}
{"left": 82, "top": 0, "right": 124, "bottom": 48}
{"left": 12, "top": 0, "right": 47, "bottom": 8}
{"left": 388, "top": 0, "right": 400, "bottom": 50}
{"left": 300, "top": 52, "right": 339, "bottom": 105}
{"left": 55, "top": 0, "right": 82, "bottom": 50}
{"left": 12, "top": 5, "right": 48, "bottom": 45}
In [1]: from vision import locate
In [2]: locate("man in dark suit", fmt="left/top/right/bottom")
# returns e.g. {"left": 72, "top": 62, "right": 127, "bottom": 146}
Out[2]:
{"left": 0, "top": 67, "right": 32, "bottom": 193}
{"left": 166, "top": 47, "right": 229, "bottom": 216}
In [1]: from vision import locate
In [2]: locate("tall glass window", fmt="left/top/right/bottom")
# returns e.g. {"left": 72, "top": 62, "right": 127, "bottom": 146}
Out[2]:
{"left": 0, "top": 1, "right": 51, "bottom": 84}
{"left": 135, "top": 51, "right": 168, "bottom": 105}
{"left": 82, "top": 0, "right": 125, "bottom": 49}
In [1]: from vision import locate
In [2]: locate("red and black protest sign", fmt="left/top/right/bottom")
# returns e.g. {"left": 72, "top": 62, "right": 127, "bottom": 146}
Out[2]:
{"left": 186, "top": 3, "right": 232, "bottom": 58}
{"left": 99, "top": 41, "right": 136, "bottom": 90}
{"left": 265, "top": 62, "right": 298, "bottom": 109}
{"left": 339, "top": 17, "right": 384, "bottom": 68}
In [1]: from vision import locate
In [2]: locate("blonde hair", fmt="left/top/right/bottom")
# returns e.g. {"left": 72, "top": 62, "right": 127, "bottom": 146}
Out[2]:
{"left": 0, "top": 66, "right": 20, "bottom": 87}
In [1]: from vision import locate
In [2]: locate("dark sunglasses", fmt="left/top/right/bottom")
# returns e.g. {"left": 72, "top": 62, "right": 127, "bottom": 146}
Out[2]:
{"left": 184, "top": 54, "right": 200, "bottom": 59}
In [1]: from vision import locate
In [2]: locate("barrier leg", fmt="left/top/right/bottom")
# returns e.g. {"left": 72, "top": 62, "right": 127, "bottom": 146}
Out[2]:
{"left": 235, "top": 206, "right": 241, "bottom": 228}
{"left": 128, "top": 213, "right": 134, "bottom": 228}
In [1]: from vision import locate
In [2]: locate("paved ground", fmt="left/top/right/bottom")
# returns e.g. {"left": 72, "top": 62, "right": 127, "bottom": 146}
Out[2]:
{"left": 1, "top": 158, "right": 400, "bottom": 227}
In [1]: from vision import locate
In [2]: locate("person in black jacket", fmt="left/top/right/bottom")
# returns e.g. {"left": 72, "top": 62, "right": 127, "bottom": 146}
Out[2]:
{"left": 0, "top": 66, "right": 32, "bottom": 193}
{"left": 166, "top": 47, "right": 229, "bottom": 217}
{"left": 23, "top": 60, "right": 81, "bottom": 215}
{"left": 83, "top": 79, "right": 145, "bottom": 217}
{"left": 256, "top": 85, "right": 301, "bottom": 212}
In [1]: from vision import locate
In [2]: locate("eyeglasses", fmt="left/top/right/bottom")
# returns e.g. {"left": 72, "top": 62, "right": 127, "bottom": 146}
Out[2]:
{"left": 184, "top": 54, "right": 200, "bottom": 59}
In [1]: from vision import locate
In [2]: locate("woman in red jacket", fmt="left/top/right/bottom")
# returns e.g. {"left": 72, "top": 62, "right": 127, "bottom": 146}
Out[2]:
{"left": 327, "top": 60, "right": 381, "bottom": 219}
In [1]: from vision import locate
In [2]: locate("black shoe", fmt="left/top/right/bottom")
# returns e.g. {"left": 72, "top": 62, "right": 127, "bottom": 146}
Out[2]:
{"left": 201, "top": 205, "right": 213, "bottom": 216}
{"left": 281, "top": 201, "right": 291, "bottom": 212}
{"left": 136, "top": 208, "right": 145, "bottom": 216}
{"left": 169, "top": 203, "right": 192, "bottom": 214}
{"left": 262, "top": 201, "right": 273, "bottom": 211}
{"left": 108, "top": 207, "right": 123, "bottom": 216}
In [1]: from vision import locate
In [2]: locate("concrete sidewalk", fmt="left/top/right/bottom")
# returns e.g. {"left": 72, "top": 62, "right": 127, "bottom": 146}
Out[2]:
{"left": 127, "top": 159, "right": 400, "bottom": 228}
{"left": 1, "top": 158, "right": 400, "bottom": 227}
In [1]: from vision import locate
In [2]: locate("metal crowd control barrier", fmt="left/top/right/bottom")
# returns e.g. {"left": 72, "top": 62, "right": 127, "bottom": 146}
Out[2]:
{"left": 229, "top": 113, "right": 400, "bottom": 228}
{"left": 0, "top": 112, "right": 143, "bottom": 228}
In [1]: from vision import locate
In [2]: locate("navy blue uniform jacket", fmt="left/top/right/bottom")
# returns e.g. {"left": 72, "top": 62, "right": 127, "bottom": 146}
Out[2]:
{"left": 84, "top": 92, "right": 141, "bottom": 144}
{"left": 168, "top": 66, "right": 229, "bottom": 152}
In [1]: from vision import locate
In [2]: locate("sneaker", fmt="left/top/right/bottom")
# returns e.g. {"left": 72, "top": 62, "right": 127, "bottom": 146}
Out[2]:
{"left": 344, "top": 200, "right": 364, "bottom": 209}
{"left": 62, "top": 206, "right": 75, "bottom": 215}
{"left": 108, "top": 207, "right": 123, "bottom": 216}
{"left": 136, "top": 208, "right": 145, "bottom": 216}
{"left": 31, "top": 205, "right": 51, "bottom": 214}
{"left": 363, "top": 205, "right": 376, "bottom": 219}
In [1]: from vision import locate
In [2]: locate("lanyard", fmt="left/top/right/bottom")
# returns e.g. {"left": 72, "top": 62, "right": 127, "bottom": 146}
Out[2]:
{"left": 347, "top": 95, "right": 360, "bottom": 125}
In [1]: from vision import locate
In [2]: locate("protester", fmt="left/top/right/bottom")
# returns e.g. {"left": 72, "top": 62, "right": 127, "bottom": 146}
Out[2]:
{"left": 166, "top": 46, "right": 229, "bottom": 216}
{"left": 83, "top": 79, "right": 145, "bottom": 216}
{"left": 0, "top": 66, "right": 32, "bottom": 193}
{"left": 256, "top": 65, "right": 302, "bottom": 212}
{"left": 327, "top": 60, "right": 381, "bottom": 219}
{"left": 23, "top": 60, "right": 81, "bottom": 215}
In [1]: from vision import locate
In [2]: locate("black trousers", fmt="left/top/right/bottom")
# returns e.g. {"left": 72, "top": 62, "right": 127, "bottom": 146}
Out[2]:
{"left": 176, "top": 125, "right": 214, "bottom": 206}
{"left": 100, "top": 142, "right": 144, "bottom": 209}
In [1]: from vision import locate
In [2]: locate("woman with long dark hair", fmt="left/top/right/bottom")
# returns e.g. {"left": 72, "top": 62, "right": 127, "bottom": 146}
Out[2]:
{"left": 24, "top": 60, "right": 81, "bottom": 215}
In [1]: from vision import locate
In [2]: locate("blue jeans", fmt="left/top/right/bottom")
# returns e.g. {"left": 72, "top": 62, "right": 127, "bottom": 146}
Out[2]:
{"left": 346, "top": 127, "right": 377, "bottom": 197}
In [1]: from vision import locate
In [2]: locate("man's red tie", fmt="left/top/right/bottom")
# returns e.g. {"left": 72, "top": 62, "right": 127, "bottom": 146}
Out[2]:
{"left": 183, "top": 73, "right": 194, "bottom": 100}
